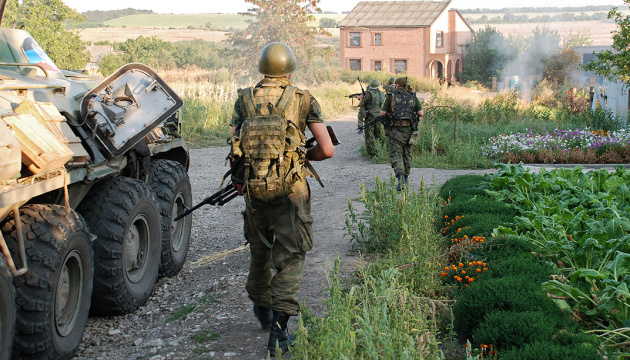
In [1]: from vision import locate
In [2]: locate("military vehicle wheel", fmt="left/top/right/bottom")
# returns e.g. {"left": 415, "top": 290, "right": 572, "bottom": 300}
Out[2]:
{"left": 148, "top": 160, "right": 192, "bottom": 277}
{"left": 78, "top": 177, "right": 160, "bottom": 315}
{"left": 0, "top": 253, "right": 15, "bottom": 360}
{"left": 2, "top": 204, "right": 93, "bottom": 359}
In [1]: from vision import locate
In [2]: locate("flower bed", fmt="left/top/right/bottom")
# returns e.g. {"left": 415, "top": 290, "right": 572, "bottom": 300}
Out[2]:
{"left": 481, "top": 128, "right": 630, "bottom": 164}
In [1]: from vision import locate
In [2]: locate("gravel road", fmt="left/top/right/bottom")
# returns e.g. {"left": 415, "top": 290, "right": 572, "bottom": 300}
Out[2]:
{"left": 73, "top": 113, "right": 496, "bottom": 360}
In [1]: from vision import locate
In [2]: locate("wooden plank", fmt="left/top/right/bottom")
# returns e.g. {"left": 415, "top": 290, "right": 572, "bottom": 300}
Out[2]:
{"left": 2, "top": 114, "right": 73, "bottom": 175}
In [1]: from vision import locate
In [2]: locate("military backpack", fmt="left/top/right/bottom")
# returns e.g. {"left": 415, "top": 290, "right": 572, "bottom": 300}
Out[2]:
{"left": 229, "top": 85, "right": 310, "bottom": 202}
{"left": 391, "top": 90, "right": 419, "bottom": 129}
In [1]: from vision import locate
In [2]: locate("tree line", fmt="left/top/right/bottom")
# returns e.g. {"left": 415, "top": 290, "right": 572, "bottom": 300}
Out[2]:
{"left": 467, "top": 12, "right": 609, "bottom": 24}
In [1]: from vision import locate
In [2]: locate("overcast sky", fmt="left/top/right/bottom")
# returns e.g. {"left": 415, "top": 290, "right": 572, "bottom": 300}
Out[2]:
{"left": 62, "top": 0, "right": 628, "bottom": 14}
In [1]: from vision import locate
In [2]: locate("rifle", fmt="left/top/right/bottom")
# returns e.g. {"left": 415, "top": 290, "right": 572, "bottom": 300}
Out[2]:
{"left": 305, "top": 125, "right": 340, "bottom": 148}
{"left": 174, "top": 184, "right": 238, "bottom": 221}
{"left": 347, "top": 78, "right": 367, "bottom": 105}
{"left": 358, "top": 115, "right": 388, "bottom": 131}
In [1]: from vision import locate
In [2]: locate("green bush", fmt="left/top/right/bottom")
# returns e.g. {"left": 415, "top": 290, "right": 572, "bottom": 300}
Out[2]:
{"left": 438, "top": 175, "right": 488, "bottom": 200}
{"left": 484, "top": 255, "right": 555, "bottom": 283}
{"left": 473, "top": 235, "right": 534, "bottom": 262}
{"left": 472, "top": 310, "right": 568, "bottom": 351}
{"left": 442, "top": 212, "right": 514, "bottom": 238}
{"left": 500, "top": 339, "right": 603, "bottom": 360}
{"left": 453, "top": 275, "right": 558, "bottom": 339}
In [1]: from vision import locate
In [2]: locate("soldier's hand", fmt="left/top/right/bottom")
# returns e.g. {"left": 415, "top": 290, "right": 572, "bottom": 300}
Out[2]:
{"left": 235, "top": 183, "right": 244, "bottom": 196}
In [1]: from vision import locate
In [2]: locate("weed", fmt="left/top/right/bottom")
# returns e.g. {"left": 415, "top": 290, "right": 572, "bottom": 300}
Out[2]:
{"left": 191, "top": 330, "right": 220, "bottom": 343}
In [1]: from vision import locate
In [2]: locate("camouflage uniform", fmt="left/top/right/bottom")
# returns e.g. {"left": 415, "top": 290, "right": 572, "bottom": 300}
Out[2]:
{"left": 230, "top": 77, "right": 324, "bottom": 316}
{"left": 382, "top": 88, "right": 422, "bottom": 178}
{"left": 359, "top": 87, "right": 385, "bottom": 156}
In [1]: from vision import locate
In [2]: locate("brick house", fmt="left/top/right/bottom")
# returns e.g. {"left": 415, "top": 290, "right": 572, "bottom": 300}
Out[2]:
{"left": 338, "top": 0, "right": 473, "bottom": 80}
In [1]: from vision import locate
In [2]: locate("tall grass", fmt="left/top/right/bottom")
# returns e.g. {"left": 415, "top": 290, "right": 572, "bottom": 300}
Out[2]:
{"left": 293, "top": 176, "right": 445, "bottom": 359}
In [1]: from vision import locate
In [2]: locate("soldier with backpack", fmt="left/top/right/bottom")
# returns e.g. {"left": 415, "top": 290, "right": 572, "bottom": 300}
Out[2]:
{"left": 380, "top": 77, "right": 424, "bottom": 191}
{"left": 358, "top": 79, "right": 385, "bottom": 156}
{"left": 228, "top": 42, "right": 334, "bottom": 356}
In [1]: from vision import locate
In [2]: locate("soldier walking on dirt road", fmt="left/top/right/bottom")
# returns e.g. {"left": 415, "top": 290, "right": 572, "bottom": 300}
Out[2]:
{"left": 228, "top": 42, "right": 334, "bottom": 356}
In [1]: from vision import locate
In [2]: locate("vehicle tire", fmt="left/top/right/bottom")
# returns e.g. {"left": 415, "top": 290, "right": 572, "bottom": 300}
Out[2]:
{"left": 0, "top": 253, "right": 15, "bottom": 360}
{"left": 148, "top": 160, "right": 192, "bottom": 277}
{"left": 2, "top": 204, "right": 93, "bottom": 359}
{"left": 78, "top": 177, "right": 161, "bottom": 315}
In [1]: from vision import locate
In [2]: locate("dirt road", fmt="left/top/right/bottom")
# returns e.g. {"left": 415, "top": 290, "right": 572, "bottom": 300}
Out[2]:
{"left": 74, "top": 113, "right": 495, "bottom": 360}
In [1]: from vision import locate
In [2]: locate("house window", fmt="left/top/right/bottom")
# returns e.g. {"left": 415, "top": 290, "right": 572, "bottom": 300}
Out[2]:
{"left": 374, "top": 33, "right": 382, "bottom": 45}
{"left": 349, "top": 32, "right": 361, "bottom": 47}
{"left": 374, "top": 61, "right": 382, "bottom": 71}
{"left": 394, "top": 60, "right": 407, "bottom": 74}
{"left": 349, "top": 59, "right": 362, "bottom": 71}
{"left": 436, "top": 31, "right": 444, "bottom": 47}
{"left": 458, "top": 45, "right": 464, "bottom": 54}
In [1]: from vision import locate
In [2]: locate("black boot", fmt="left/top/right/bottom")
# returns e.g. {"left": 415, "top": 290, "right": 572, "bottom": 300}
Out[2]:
{"left": 267, "top": 310, "right": 295, "bottom": 356}
{"left": 253, "top": 304, "right": 273, "bottom": 330}
{"left": 402, "top": 175, "right": 409, "bottom": 187}
{"left": 396, "top": 174, "right": 403, "bottom": 191}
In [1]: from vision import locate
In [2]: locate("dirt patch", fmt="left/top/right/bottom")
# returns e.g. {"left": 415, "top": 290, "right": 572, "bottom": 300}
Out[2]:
{"left": 73, "top": 113, "right": 496, "bottom": 359}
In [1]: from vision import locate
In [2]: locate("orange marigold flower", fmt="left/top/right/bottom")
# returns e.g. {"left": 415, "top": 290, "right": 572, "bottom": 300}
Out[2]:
{"left": 468, "top": 278, "right": 474, "bottom": 283}
{"left": 456, "top": 277, "right": 462, "bottom": 282}
{"left": 445, "top": 215, "right": 448, "bottom": 218}
{"left": 441, "top": 272, "right": 447, "bottom": 277}
{"left": 482, "top": 263, "right": 487, "bottom": 267}
{"left": 468, "top": 262, "right": 473, "bottom": 266}
{"left": 476, "top": 261, "right": 482, "bottom": 266}
{"left": 476, "top": 269, "right": 482, "bottom": 273}
{"left": 458, "top": 263, "right": 464, "bottom": 268}
{"left": 461, "top": 270, "right": 466, "bottom": 275}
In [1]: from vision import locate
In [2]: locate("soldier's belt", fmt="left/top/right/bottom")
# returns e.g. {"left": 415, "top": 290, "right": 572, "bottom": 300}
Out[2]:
{"left": 392, "top": 119, "right": 411, "bottom": 127}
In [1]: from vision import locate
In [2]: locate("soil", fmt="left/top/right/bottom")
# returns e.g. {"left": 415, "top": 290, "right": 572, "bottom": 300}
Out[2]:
{"left": 72, "top": 113, "right": 496, "bottom": 360}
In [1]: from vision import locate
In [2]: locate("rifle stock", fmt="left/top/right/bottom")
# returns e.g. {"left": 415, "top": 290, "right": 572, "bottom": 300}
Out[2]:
{"left": 305, "top": 125, "right": 340, "bottom": 148}
{"left": 174, "top": 184, "right": 238, "bottom": 221}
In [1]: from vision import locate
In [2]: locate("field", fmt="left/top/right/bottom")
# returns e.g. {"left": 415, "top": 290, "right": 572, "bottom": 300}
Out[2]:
{"left": 101, "top": 13, "right": 347, "bottom": 29}
{"left": 470, "top": 20, "right": 616, "bottom": 46}
{"left": 79, "top": 27, "right": 230, "bottom": 43}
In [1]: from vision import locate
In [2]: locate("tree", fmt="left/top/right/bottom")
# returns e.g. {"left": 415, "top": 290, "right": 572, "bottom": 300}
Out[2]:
{"left": 584, "top": 0, "right": 630, "bottom": 82}
{"left": 460, "top": 26, "right": 512, "bottom": 85}
{"left": 227, "top": 0, "right": 333, "bottom": 82}
{"left": 3, "top": 0, "right": 88, "bottom": 70}
{"left": 563, "top": 30, "right": 593, "bottom": 48}
{"left": 543, "top": 47, "right": 581, "bottom": 84}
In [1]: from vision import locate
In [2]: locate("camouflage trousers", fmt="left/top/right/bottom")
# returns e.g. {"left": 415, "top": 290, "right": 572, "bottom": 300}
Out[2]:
{"left": 388, "top": 127, "right": 413, "bottom": 176}
{"left": 357, "top": 107, "right": 366, "bottom": 129}
{"left": 243, "top": 179, "right": 313, "bottom": 316}
{"left": 363, "top": 112, "right": 384, "bottom": 156}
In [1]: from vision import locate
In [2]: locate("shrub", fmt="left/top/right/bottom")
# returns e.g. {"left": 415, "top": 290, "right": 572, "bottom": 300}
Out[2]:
{"left": 473, "top": 235, "right": 533, "bottom": 262}
{"left": 484, "top": 255, "right": 555, "bottom": 283}
{"left": 438, "top": 175, "right": 488, "bottom": 200}
{"left": 472, "top": 310, "right": 568, "bottom": 351}
{"left": 500, "top": 339, "right": 603, "bottom": 360}
{"left": 453, "top": 275, "right": 557, "bottom": 339}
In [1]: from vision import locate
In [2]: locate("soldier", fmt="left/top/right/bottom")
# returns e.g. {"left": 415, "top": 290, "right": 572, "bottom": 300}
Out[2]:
{"left": 358, "top": 79, "right": 385, "bottom": 156}
{"left": 380, "top": 77, "right": 424, "bottom": 191}
{"left": 386, "top": 76, "right": 396, "bottom": 93}
{"left": 228, "top": 42, "right": 334, "bottom": 355}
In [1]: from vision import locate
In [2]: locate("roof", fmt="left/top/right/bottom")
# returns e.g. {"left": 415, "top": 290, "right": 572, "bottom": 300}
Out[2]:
{"left": 338, "top": 1, "right": 452, "bottom": 28}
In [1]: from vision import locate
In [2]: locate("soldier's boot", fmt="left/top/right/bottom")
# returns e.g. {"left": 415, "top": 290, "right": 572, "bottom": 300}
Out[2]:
{"left": 267, "top": 310, "right": 295, "bottom": 356}
{"left": 253, "top": 304, "right": 273, "bottom": 330}
{"left": 402, "top": 175, "right": 409, "bottom": 187}
{"left": 396, "top": 174, "right": 404, "bottom": 191}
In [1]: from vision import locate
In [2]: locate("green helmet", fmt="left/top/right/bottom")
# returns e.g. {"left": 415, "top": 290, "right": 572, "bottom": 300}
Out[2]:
{"left": 257, "top": 42, "right": 298, "bottom": 77}
{"left": 369, "top": 79, "right": 381, "bottom": 89}
{"left": 388, "top": 77, "right": 396, "bottom": 86}
{"left": 395, "top": 77, "right": 407, "bottom": 88}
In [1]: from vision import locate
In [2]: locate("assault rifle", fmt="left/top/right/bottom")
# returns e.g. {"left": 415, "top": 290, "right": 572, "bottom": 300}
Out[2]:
{"left": 347, "top": 77, "right": 367, "bottom": 104}
{"left": 357, "top": 115, "right": 389, "bottom": 131}
{"left": 174, "top": 184, "right": 238, "bottom": 221}
{"left": 305, "top": 125, "right": 340, "bottom": 148}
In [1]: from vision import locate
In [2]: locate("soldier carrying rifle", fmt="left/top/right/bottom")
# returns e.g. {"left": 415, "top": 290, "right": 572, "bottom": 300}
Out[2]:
{"left": 357, "top": 79, "right": 385, "bottom": 156}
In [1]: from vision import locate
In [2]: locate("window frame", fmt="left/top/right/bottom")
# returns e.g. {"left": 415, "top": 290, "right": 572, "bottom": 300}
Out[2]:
{"left": 436, "top": 31, "right": 444, "bottom": 47}
{"left": 374, "top": 60, "right": 382, "bottom": 71}
{"left": 394, "top": 59, "right": 407, "bottom": 74}
{"left": 374, "top": 33, "right": 382, "bottom": 46}
{"left": 349, "top": 32, "right": 362, "bottom": 47}
{"left": 349, "top": 59, "right": 362, "bottom": 71}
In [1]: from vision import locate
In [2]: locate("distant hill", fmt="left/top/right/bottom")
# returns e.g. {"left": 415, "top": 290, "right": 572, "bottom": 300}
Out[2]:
{"left": 73, "top": 8, "right": 156, "bottom": 28}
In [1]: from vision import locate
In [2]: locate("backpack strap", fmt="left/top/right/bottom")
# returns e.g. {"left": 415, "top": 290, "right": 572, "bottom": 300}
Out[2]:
{"left": 300, "top": 90, "right": 311, "bottom": 121}
{"left": 276, "top": 85, "right": 297, "bottom": 115}
{"left": 242, "top": 87, "right": 258, "bottom": 118}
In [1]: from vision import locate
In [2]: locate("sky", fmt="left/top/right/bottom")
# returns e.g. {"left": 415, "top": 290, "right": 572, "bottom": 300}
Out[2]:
{"left": 62, "top": 0, "right": 628, "bottom": 14}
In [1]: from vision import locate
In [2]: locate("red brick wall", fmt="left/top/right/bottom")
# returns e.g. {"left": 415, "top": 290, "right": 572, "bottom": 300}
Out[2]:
{"left": 340, "top": 27, "right": 429, "bottom": 78}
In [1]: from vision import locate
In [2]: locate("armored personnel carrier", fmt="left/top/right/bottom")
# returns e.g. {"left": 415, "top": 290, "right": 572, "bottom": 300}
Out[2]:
{"left": 0, "top": 1, "right": 193, "bottom": 358}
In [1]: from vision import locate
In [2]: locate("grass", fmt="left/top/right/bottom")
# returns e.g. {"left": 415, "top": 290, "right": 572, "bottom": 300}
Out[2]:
{"left": 293, "top": 176, "right": 447, "bottom": 359}
{"left": 191, "top": 330, "right": 220, "bottom": 343}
